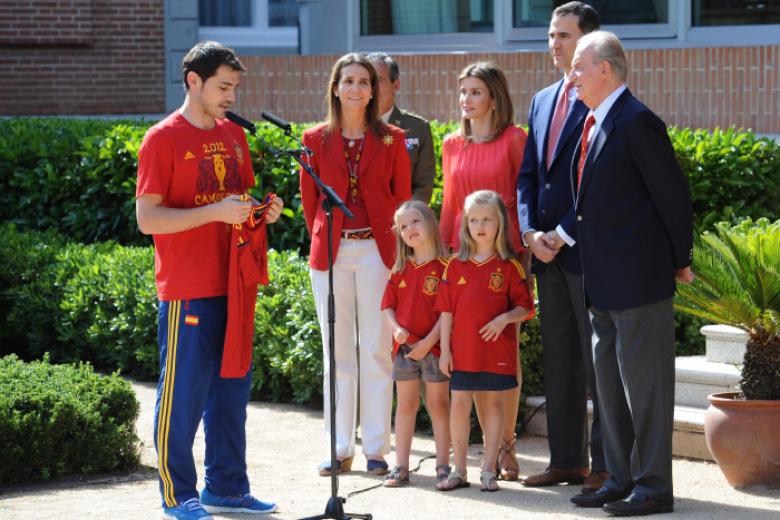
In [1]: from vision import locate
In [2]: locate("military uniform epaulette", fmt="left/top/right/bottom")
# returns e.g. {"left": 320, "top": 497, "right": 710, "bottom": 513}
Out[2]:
{"left": 400, "top": 109, "right": 430, "bottom": 124}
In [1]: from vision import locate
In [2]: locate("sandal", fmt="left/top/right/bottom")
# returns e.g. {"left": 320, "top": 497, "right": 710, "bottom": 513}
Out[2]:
{"left": 435, "top": 464, "right": 451, "bottom": 484}
{"left": 366, "top": 458, "right": 390, "bottom": 475}
{"left": 497, "top": 434, "right": 519, "bottom": 481}
{"left": 480, "top": 470, "right": 500, "bottom": 492}
{"left": 383, "top": 465, "right": 410, "bottom": 488}
{"left": 317, "top": 456, "right": 353, "bottom": 476}
{"left": 436, "top": 469, "right": 470, "bottom": 491}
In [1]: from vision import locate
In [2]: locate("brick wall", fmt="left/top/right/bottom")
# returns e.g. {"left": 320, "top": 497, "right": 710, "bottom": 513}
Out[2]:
{"left": 234, "top": 46, "right": 780, "bottom": 135}
{"left": 0, "top": 0, "right": 165, "bottom": 115}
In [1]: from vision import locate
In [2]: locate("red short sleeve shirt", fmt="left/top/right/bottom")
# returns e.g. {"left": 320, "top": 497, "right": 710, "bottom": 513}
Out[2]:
{"left": 381, "top": 258, "right": 448, "bottom": 358}
{"left": 435, "top": 255, "right": 533, "bottom": 375}
{"left": 136, "top": 112, "right": 255, "bottom": 301}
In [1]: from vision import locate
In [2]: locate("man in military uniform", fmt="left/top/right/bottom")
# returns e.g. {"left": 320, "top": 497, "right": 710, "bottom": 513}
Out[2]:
{"left": 367, "top": 52, "right": 436, "bottom": 204}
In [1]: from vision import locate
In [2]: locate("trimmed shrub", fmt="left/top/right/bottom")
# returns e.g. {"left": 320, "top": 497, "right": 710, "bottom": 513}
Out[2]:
{"left": 5, "top": 118, "right": 777, "bottom": 257}
{"left": 0, "top": 118, "right": 149, "bottom": 245}
{"left": 0, "top": 224, "right": 159, "bottom": 376}
{"left": 3, "top": 119, "right": 779, "bottom": 386}
{"left": 252, "top": 249, "right": 323, "bottom": 404}
{"left": 0, "top": 228, "right": 323, "bottom": 403}
{"left": 0, "top": 354, "right": 140, "bottom": 485}
{"left": 670, "top": 127, "right": 780, "bottom": 233}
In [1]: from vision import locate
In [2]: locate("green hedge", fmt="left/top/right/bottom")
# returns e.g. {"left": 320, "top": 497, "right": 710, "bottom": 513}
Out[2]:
{"left": 3, "top": 118, "right": 778, "bottom": 383}
{"left": 3, "top": 118, "right": 778, "bottom": 252}
{"left": 0, "top": 226, "right": 329, "bottom": 403}
{"left": 0, "top": 224, "right": 160, "bottom": 378}
{"left": 0, "top": 224, "right": 547, "bottom": 405}
{"left": 0, "top": 354, "right": 140, "bottom": 485}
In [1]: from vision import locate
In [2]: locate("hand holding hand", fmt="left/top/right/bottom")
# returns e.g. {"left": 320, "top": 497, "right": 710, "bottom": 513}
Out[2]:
{"left": 526, "top": 231, "right": 559, "bottom": 263}
{"left": 543, "top": 230, "right": 566, "bottom": 250}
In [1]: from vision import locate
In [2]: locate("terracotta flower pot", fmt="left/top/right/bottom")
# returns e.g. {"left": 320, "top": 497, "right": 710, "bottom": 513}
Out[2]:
{"left": 704, "top": 392, "right": 780, "bottom": 488}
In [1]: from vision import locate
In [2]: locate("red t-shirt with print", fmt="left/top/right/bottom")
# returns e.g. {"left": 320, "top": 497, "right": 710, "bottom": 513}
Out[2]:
{"left": 136, "top": 112, "right": 255, "bottom": 301}
{"left": 435, "top": 255, "right": 533, "bottom": 376}
{"left": 381, "top": 257, "right": 448, "bottom": 358}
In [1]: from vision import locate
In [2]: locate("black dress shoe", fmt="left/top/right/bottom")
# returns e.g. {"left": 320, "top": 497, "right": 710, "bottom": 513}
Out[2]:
{"left": 571, "top": 486, "right": 631, "bottom": 508}
{"left": 603, "top": 492, "right": 674, "bottom": 516}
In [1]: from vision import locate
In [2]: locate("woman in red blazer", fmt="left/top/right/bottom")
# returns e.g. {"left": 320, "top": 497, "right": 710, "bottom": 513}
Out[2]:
{"left": 300, "top": 53, "right": 411, "bottom": 476}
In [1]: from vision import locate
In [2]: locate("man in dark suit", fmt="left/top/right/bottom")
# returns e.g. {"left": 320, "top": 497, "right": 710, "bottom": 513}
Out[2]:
{"left": 565, "top": 31, "right": 694, "bottom": 516}
{"left": 517, "top": 2, "right": 607, "bottom": 493}
{"left": 367, "top": 52, "right": 436, "bottom": 204}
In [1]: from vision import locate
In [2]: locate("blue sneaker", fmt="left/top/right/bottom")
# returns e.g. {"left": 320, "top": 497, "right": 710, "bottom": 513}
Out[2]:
{"left": 162, "top": 498, "right": 213, "bottom": 520}
{"left": 200, "top": 487, "right": 278, "bottom": 515}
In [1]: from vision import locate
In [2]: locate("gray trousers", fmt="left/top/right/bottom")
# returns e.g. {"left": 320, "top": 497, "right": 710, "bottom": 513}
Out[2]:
{"left": 590, "top": 297, "right": 675, "bottom": 501}
{"left": 537, "top": 261, "right": 604, "bottom": 471}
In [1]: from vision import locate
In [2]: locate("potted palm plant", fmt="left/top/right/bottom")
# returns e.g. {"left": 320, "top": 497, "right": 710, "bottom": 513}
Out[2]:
{"left": 675, "top": 217, "right": 780, "bottom": 488}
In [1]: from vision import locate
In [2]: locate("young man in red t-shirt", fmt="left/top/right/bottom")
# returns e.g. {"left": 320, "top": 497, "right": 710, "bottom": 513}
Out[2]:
{"left": 136, "top": 41, "right": 283, "bottom": 520}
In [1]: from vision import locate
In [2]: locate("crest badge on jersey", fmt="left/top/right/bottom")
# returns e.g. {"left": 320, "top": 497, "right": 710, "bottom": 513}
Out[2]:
{"left": 489, "top": 272, "right": 505, "bottom": 293}
{"left": 422, "top": 275, "right": 439, "bottom": 296}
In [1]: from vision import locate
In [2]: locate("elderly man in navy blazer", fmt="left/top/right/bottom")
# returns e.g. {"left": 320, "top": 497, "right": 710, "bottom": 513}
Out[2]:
{"left": 517, "top": 2, "right": 607, "bottom": 494}
{"left": 565, "top": 31, "right": 694, "bottom": 517}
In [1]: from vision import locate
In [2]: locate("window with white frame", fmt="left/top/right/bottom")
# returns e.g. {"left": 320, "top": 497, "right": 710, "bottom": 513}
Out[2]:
{"left": 360, "top": 0, "right": 494, "bottom": 35}
{"left": 509, "top": 0, "right": 675, "bottom": 41}
{"left": 295, "top": 0, "right": 779, "bottom": 53}
{"left": 198, "top": 0, "right": 299, "bottom": 52}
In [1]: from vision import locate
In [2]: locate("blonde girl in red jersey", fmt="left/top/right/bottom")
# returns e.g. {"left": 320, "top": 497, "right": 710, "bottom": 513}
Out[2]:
{"left": 380, "top": 200, "right": 451, "bottom": 488}
{"left": 435, "top": 190, "right": 534, "bottom": 492}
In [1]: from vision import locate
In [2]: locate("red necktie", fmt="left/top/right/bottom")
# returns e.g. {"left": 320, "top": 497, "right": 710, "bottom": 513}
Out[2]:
{"left": 577, "top": 114, "right": 596, "bottom": 191}
{"left": 546, "top": 80, "right": 574, "bottom": 168}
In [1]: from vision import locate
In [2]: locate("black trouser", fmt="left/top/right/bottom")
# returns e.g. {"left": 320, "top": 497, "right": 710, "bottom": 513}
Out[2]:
{"left": 537, "top": 261, "right": 604, "bottom": 471}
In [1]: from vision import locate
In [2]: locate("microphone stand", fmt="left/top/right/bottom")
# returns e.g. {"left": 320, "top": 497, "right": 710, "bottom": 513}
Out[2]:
{"left": 247, "top": 126, "right": 371, "bottom": 520}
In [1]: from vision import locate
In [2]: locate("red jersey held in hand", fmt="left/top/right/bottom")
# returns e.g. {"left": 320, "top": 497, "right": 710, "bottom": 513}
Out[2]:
{"left": 221, "top": 200, "right": 271, "bottom": 378}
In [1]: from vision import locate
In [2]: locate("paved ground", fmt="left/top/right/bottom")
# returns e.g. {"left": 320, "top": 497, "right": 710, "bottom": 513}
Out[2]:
{"left": 1, "top": 380, "right": 778, "bottom": 519}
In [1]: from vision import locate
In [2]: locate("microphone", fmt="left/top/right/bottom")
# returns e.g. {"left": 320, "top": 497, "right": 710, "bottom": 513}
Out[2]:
{"left": 225, "top": 111, "right": 257, "bottom": 135}
{"left": 261, "top": 111, "right": 292, "bottom": 133}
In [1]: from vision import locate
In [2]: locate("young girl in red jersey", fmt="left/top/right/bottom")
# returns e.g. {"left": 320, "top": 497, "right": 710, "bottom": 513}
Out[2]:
{"left": 381, "top": 200, "right": 451, "bottom": 488}
{"left": 435, "top": 190, "right": 534, "bottom": 492}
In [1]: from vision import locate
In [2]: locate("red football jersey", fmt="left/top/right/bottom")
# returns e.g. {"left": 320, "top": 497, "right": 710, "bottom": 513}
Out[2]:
{"left": 136, "top": 112, "right": 255, "bottom": 301}
{"left": 381, "top": 258, "right": 448, "bottom": 358}
{"left": 435, "top": 255, "right": 533, "bottom": 376}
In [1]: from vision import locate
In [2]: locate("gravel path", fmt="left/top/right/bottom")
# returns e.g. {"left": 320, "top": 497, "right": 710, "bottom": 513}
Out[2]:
{"left": 1, "top": 380, "right": 778, "bottom": 519}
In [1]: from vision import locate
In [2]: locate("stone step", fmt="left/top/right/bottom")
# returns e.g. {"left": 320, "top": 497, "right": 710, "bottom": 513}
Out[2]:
{"left": 675, "top": 355, "right": 740, "bottom": 408}
{"left": 523, "top": 396, "right": 712, "bottom": 461}
{"left": 701, "top": 324, "right": 747, "bottom": 364}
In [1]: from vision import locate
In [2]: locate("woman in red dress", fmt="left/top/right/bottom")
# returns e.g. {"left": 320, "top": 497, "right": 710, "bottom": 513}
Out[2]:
{"left": 300, "top": 53, "right": 411, "bottom": 476}
{"left": 439, "top": 61, "right": 529, "bottom": 481}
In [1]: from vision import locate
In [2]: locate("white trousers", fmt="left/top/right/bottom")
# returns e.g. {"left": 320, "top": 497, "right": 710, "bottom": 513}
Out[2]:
{"left": 310, "top": 238, "right": 393, "bottom": 459}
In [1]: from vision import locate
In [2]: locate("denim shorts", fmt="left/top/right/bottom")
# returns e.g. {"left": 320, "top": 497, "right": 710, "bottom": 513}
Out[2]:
{"left": 392, "top": 345, "right": 449, "bottom": 383}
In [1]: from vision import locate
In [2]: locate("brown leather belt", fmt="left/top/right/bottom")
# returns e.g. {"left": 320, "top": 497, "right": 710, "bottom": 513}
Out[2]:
{"left": 341, "top": 228, "right": 373, "bottom": 240}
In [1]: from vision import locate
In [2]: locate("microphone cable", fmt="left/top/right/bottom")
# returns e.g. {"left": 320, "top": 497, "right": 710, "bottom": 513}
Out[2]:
{"left": 344, "top": 399, "right": 547, "bottom": 498}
